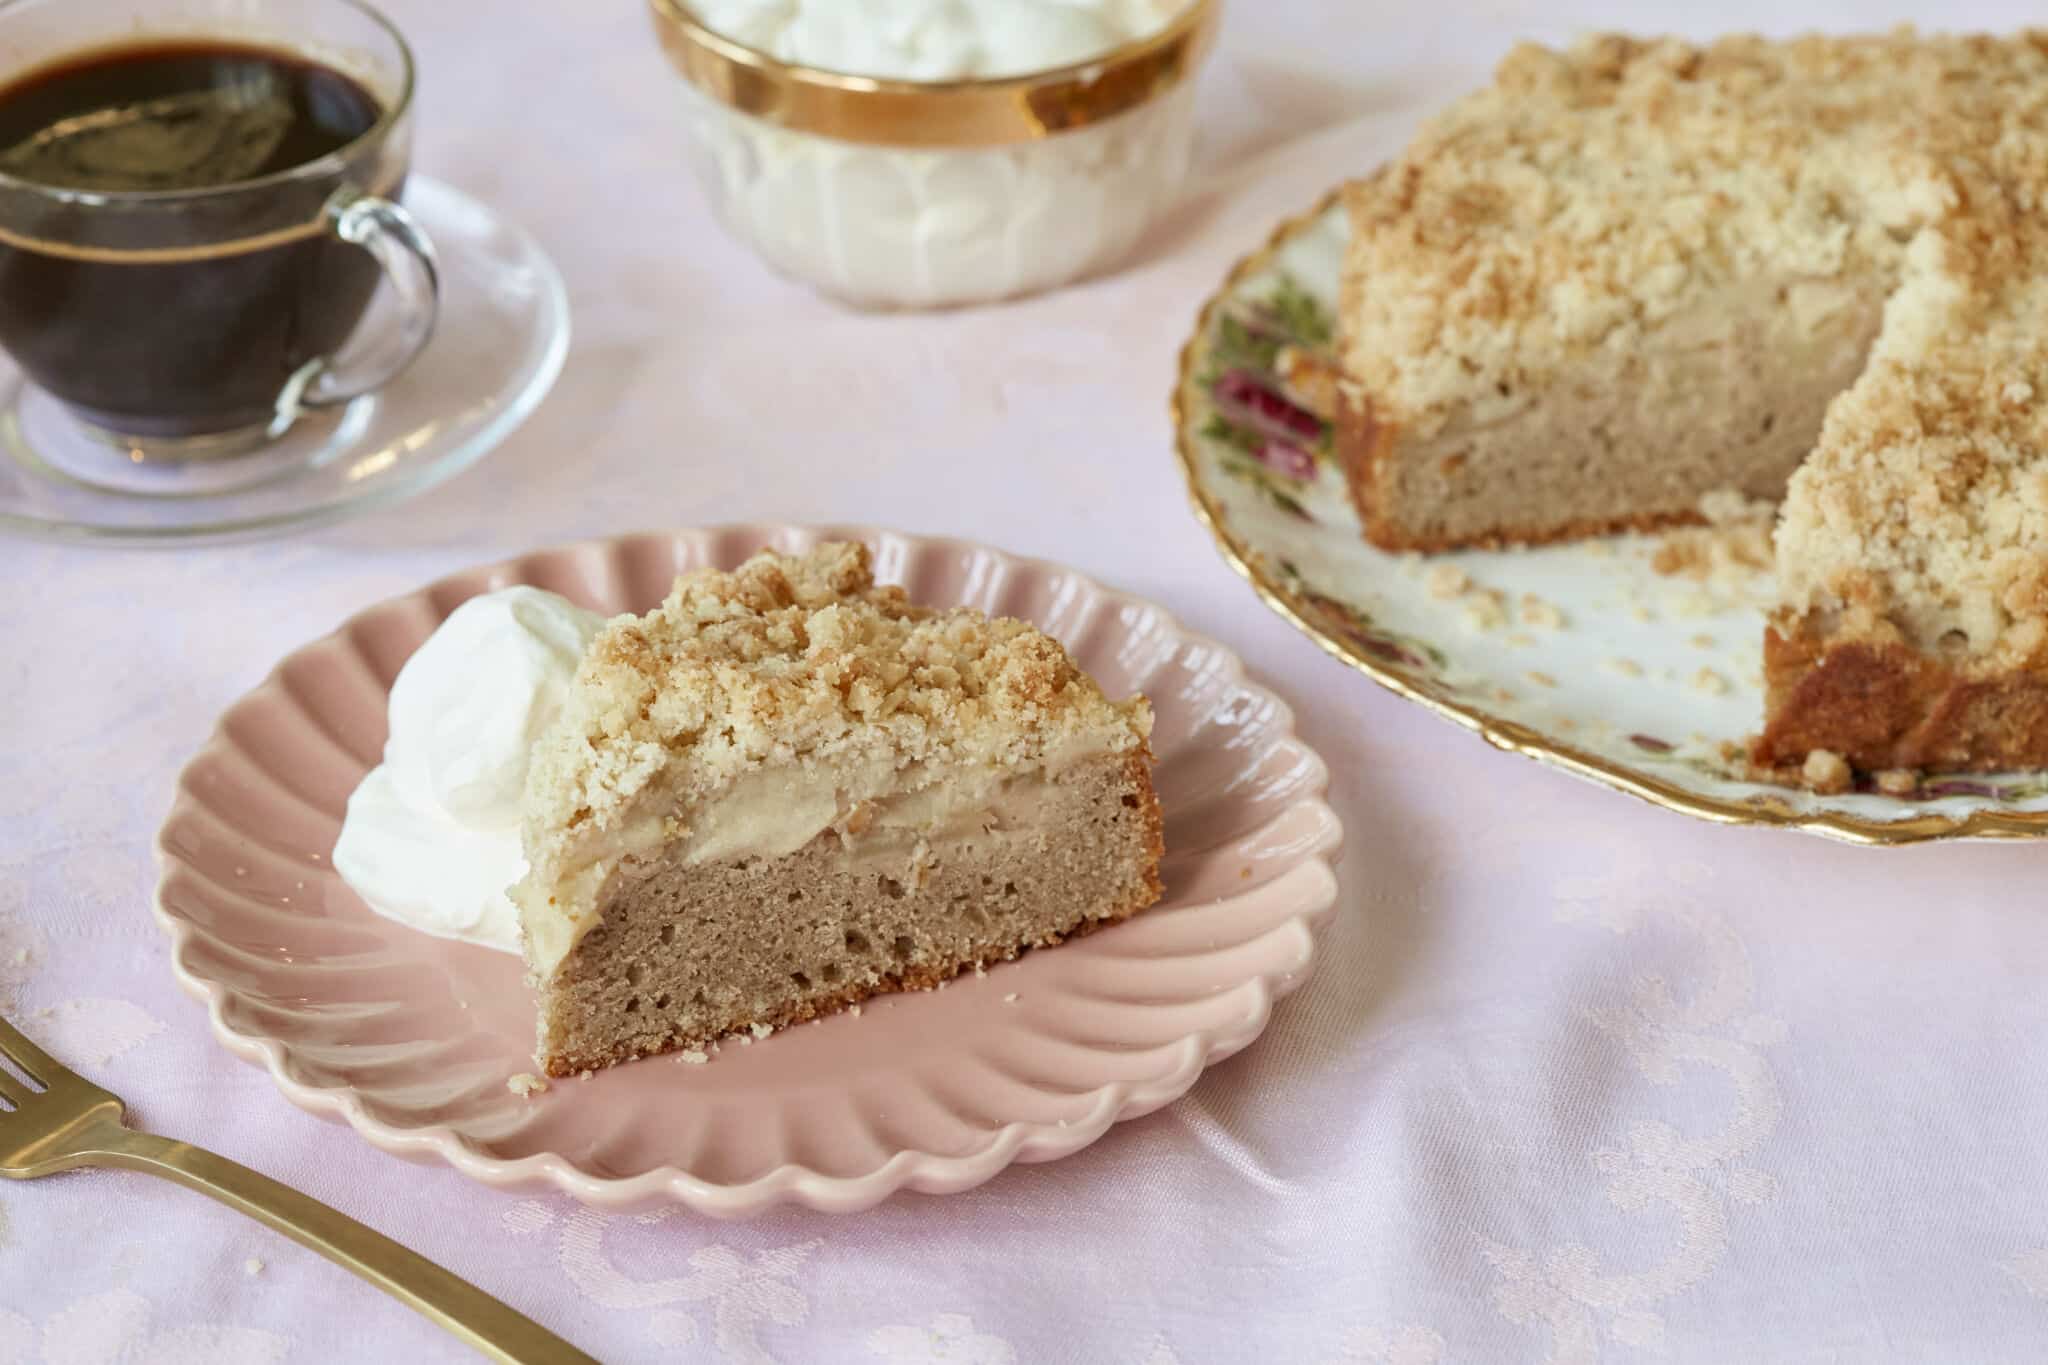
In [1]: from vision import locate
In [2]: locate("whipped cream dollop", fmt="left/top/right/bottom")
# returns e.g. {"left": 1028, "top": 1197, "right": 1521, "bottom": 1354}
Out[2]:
{"left": 333, "top": 587, "right": 606, "bottom": 954}
{"left": 688, "top": 0, "right": 1187, "bottom": 81}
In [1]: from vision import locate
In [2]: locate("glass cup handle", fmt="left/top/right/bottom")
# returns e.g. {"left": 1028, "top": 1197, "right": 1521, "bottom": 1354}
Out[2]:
{"left": 269, "top": 186, "right": 441, "bottom": 435}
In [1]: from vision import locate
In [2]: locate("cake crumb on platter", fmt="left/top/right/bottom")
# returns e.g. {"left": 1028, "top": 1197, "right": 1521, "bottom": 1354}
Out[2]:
{"left": 1425, "top": 564, "right": 1470, "bottom": 599}
{"left": 1463, "top": 589, "right": 1508, "bottom": 631}
{"left": 1801, "top": 749, "right": 1852, "bottom": 795}
{"left": 1875, "top": 769, "right": 1920, "bottom": 796}
{"left": 507, "top": 1073, "right": 549, "bottom": 1097}
{"left": 243, "top": 1258, "right": 263, "bottom": 1277}
{"left": 1519, "top": 594, "right": 1566, "bottom": 629}
{"left": 1652, "top": 495, "right": 1774, "bottom": 585}
{"left": 1275, "top": 343, "right": 1342, "bottom": 418}
{"left": 678, "top": 1049, "right": 709, "bottom": 1065}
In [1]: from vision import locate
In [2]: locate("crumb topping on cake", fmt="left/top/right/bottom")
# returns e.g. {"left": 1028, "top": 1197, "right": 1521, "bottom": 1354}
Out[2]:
{"left": 525, "top": 542, "right": 1148, "bottom": 832}
{"left": 1344, "top": 31, "right": 2045, "bottom": 426}
{"left": 1344, "top": 28, "right": 2048, "bottom": 657}
{"left": 515, "top": 543, "right": 1153, "bottom": 969}
{"left": 1775, "top": 281, "right": 2048, "bottom": 661}
{"left": 1344, "top": 33, "right": 1938, "bottom": 431}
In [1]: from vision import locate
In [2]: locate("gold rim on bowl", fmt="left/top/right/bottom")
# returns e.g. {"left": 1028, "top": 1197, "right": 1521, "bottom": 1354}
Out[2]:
{"left": 647, "top": 0, "right": 1219, "bottom": 148}
{"left": 1170, "top": 186, "right": 2048, "bottom": 847}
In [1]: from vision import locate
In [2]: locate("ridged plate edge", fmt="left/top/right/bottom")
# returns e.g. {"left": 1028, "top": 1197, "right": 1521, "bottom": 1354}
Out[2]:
{"left": 152, "top": 524, "right": 1344, "bottom": 1215}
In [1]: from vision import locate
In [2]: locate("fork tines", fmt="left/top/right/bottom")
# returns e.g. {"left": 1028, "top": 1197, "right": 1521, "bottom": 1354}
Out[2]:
{"left": 0, "top": 1012, "right": 58, "bottom": 1088}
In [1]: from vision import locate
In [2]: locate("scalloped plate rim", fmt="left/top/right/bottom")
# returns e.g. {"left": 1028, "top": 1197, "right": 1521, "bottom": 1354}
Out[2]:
{"left": 151, "top": 523, "right": 1344, "bottom": 1216}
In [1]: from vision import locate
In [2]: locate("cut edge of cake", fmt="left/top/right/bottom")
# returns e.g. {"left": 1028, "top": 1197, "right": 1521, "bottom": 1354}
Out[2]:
{"left": 510, "top": 541, "right": 1166, "bottom": 1077}
{"left": 1330, "top": 29, "right": 2048, "bottom": 777}
{"left": 530, "top": 747, "right": 1163, "bottom": 1076}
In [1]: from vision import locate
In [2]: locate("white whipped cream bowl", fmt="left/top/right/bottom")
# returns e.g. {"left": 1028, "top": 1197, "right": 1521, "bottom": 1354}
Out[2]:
{"left": 649, "top": 0, "right": 1219, "bottom": 309}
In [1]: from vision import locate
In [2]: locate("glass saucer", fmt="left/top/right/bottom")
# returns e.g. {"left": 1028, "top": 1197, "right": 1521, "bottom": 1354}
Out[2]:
{"left": 0, "top": 176, "right": 570, "bottom": 545}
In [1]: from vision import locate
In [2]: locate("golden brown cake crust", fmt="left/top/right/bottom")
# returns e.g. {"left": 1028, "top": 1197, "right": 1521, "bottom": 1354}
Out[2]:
{"left": 1755, "top": 612, "right": 2048, "bottom": 771}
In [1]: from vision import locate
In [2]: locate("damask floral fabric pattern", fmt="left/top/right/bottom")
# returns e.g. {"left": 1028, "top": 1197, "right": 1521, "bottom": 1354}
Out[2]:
{"left": 9, "top": 0, "right": 2048, "bottom": 1361}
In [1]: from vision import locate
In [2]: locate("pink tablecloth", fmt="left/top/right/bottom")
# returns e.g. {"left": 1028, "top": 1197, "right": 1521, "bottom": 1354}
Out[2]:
{"left": 8, "top": 1, "right": 2048, "bottom": 1361}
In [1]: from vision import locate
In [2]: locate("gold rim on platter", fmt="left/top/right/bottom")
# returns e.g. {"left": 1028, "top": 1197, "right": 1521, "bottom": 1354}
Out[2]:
{"left": 1170, "top": 187, "right": 2048, "bottom": 846}
{"left": 647, "top": 0, "right": 1219, "bottom": 149}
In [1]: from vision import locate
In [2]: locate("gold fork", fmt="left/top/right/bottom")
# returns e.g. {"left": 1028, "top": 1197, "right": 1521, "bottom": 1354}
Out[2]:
{"left": 0, "top": 1013, "right": 595, "bottom": 1365}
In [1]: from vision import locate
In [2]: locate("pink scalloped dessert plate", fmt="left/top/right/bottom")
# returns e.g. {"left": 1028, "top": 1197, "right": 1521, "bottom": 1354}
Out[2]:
{"left": 154, "top": 526, "right": 1343, "bottom": 1216}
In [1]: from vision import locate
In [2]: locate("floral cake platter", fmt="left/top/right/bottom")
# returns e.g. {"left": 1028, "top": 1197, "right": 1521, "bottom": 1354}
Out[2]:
{"left": 1172, "top": 190, "right": 2048, "bottom": 845}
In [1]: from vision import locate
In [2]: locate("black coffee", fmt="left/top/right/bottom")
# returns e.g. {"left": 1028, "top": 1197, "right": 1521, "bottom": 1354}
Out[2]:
{"left": 0, "top": 43, "right": 393, "bottom": 439}
{"left": 0, "top": 41, "right": 380, "bottom": 193}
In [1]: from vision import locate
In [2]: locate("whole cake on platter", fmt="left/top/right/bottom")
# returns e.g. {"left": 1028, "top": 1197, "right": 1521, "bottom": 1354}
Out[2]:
{"left": 511, "top": 542, "right": 1164, "bottom": 1077}
{"left": 1334, "top": 30, "right": 2048, "bottom": 774}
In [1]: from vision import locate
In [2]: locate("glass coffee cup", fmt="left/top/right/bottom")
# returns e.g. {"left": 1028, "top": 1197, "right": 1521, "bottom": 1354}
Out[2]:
{"left": 0, "top": 0, "right": 436, "bottom": 465}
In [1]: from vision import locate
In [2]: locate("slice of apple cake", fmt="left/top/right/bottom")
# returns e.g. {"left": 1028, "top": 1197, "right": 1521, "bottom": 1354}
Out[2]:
{"left": 511, "top": 541, "right": 1164, "bottom": 1076}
